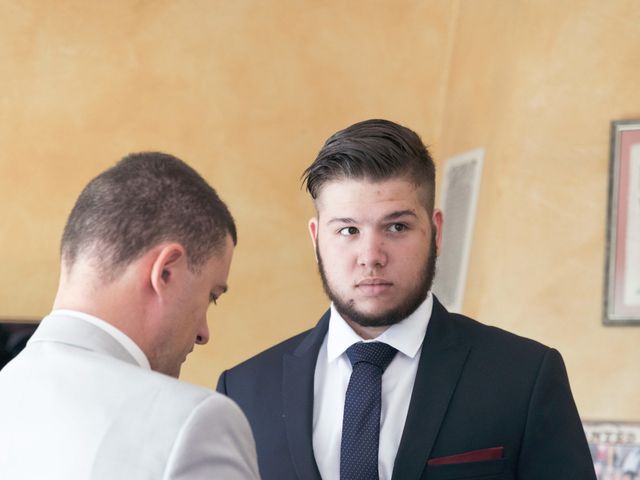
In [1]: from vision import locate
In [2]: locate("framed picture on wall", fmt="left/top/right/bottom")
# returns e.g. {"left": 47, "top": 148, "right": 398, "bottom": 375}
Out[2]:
{"left": 604, "top": 120, "right": 640, "bottom": 325}
{"left": 584, "top": 421, "right": 640, "bottom": 479}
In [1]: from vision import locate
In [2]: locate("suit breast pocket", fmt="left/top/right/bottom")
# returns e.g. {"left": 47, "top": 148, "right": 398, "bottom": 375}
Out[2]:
{"left": 423, "top": 458, "right": 508, "bottom": 480}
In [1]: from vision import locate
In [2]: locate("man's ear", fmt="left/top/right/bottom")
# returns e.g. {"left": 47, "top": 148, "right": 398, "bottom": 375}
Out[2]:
{"left": 432, "top": 208, "right": 444, "bottom": 256}
{"left": 149, "top": 243, "right": 187, "bottom": 297}
{"left": 308, "top": 217, "right": 319, "bottom": 262}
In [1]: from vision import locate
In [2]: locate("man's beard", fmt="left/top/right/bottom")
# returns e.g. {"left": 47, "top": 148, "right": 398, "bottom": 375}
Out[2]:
{"left": 316, "top": 230, "right": 437, "bottom": 328}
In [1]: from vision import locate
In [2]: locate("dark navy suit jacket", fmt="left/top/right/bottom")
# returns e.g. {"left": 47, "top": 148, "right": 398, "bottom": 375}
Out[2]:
{"left": 217, "top": 297, "right": 596, "bottom": 479}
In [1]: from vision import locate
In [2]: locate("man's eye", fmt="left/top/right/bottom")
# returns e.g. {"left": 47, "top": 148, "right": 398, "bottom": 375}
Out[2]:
{"left": 339, "top": 226, "right": 359, "bottom": 236}
{"left": 388, "top": 223, "right": 407, "bottom": 233}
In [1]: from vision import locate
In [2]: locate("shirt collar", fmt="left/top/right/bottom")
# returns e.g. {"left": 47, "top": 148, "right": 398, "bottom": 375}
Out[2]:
{"left": 50, "top": 309, "right": 151, "bottom": 370}
{"left": 326, "top": 292, "right": 433, "bottom": 362}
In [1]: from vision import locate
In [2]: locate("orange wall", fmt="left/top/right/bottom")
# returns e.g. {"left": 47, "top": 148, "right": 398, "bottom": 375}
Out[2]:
{"left": 436, "top": 0, "right": 640, "bottom": 420}
{"left": 1, "top": 1, "right": 638, "bottom": 420}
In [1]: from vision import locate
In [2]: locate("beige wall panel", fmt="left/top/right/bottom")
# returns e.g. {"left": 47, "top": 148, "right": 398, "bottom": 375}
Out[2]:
{"left": 0, "top": 1, "right": 457, "bottom": 386}
{"left": 437, "top": 0, "right": 640, "bottom": 419}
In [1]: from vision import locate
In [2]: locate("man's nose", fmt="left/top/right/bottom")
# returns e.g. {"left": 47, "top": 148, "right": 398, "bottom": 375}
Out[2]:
{"left": 195, "top": 319, "right": 210, "bottom": 345}
{"left": 357, "top": 233, "right": 387, "bottom": 269}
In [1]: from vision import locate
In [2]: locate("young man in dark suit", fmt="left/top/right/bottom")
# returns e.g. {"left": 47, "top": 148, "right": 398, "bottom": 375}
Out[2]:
{"left": 217, "top": 119, "right": 596, "bottom": 479}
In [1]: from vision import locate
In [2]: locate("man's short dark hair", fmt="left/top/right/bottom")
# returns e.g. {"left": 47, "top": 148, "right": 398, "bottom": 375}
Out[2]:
{"left": 61, "top": 152, "right": 237, "bottom": 277}
{"left": 302, "top": 119, "right": 436, "bottom": 212}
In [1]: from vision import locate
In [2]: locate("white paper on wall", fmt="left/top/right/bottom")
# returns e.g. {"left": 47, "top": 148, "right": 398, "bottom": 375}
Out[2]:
{"left": 432, "top": 148, "right": 484, "bottom": 313}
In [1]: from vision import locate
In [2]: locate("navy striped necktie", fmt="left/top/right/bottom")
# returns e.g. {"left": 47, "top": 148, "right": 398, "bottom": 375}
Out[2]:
{"left": 340, "top": 342, "right": 398, "bottom": 480}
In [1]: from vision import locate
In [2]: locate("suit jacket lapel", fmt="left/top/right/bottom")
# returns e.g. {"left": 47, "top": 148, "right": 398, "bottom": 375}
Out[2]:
{"left": 392, "top": 297, "right": 470, "bottom": 480}
{"left": 282, "top": 311, "right": 329, "bottom": 480}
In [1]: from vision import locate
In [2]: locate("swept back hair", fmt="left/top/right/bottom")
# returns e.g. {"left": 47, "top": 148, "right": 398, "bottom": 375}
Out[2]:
{"left": 302, "top": 119, "right": 436, "bottom": 212}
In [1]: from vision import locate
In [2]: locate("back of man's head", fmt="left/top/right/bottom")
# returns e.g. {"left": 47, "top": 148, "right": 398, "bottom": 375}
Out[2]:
{"left": 61, "top": 152, "right": 236, "bottom": 279}
{"left": 302, "top": 118, "right": 436, "bottom": 213}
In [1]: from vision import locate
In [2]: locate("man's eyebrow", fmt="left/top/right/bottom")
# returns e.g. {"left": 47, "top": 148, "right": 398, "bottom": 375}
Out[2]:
{"left": 327, "top": 217, "right": 358, "bottom": 225}
{"left": 382, "top": 210, "right": 418, "bottom": 221}
{"left": 326, "top": 211, "right": 417, "bottom": 225}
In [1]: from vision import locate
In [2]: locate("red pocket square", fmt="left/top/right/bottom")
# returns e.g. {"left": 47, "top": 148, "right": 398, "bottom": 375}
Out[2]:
{"left": 427, "top": 446, "right": 504, "bottom": 466}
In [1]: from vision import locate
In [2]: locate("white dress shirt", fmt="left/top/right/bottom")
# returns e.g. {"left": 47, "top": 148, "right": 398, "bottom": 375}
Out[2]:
{"left": 50, "top": 309, "right": 150, "bottom": 369}
{"left": 312, "top": 293, "right": 433, "bottom": 480}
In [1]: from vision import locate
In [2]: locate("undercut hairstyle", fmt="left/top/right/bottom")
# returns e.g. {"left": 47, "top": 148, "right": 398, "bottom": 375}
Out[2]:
{"left": 302, "top": 119, "right": 436, "bottom": 212}
{"left": 61, "top": 152, "right": 237, "bottom": 278}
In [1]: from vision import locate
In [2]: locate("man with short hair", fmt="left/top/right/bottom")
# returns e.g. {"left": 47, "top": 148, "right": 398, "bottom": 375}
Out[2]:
{"left": 0, "top": 152, "right": 260, "bottom": 479}
{"left": 218, "top": 120, "right": 596, "bottom": 479}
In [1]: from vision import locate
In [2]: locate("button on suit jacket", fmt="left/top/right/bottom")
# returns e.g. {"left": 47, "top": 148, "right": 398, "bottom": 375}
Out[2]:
{"left": 0, "top": 313, "right": 260, "bottom": 480}
{"left": 217, "top": 296, "right": 596, "bottom": 479}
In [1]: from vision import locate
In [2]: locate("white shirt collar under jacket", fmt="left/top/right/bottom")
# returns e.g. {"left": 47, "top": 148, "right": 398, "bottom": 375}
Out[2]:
{"left": 327, "top": 292, "right": 433, "bottom": 360}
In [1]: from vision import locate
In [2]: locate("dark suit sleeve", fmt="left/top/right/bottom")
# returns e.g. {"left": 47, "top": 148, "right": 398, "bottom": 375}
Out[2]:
{"left": 216, "top": 370, "right": 228, "bottom": 395}
{"left": 517, "top": 348, "right": 596, "bottom": 479}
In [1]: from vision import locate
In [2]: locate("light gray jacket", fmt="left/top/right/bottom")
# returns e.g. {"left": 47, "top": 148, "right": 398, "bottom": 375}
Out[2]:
{"left": 0, "top": 313, "right": 260, "bottom": 480}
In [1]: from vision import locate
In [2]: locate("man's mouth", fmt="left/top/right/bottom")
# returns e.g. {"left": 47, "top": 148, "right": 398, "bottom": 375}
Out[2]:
{"left": 356, "top": 278, "right": 393, "bottom": 295}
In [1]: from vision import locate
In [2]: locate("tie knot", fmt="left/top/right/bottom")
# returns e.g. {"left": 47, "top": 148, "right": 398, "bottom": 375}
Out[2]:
{"left": 346, "top": 342, "right": 397, "bottom": 372}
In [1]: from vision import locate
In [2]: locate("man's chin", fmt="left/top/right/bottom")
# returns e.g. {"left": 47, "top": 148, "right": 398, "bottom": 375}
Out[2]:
{"left": 335, "top": 301, "right": 404, "bottom": 328}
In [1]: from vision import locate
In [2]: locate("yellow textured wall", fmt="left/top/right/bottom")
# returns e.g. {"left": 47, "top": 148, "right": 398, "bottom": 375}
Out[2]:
{"left": 437, "top": 0, "right": 640, "bottom": 420}
{"left": 1, "top": 0, "right": 638, "bottom": 421}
